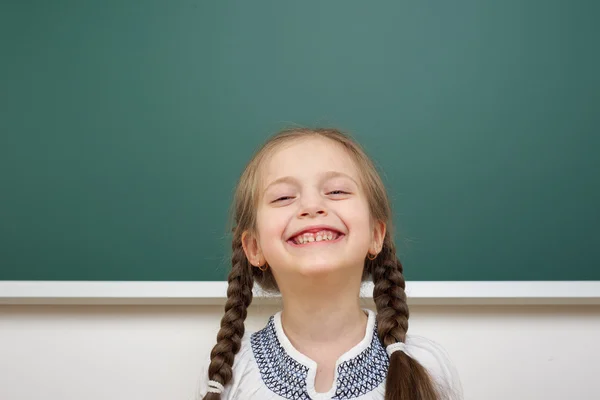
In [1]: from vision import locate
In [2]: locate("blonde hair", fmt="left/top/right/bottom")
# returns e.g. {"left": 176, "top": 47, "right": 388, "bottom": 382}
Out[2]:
{"left": 204, "top": 128, "right": 439, "bottom": 400}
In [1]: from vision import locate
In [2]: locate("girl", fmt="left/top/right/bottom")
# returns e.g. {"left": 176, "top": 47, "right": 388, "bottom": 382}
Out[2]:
{"left": 197, "top": 128, "right": 462, "bottom": 400}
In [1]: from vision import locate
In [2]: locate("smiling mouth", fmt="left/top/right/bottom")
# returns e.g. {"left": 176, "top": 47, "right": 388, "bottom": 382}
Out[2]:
{"left": 287, "top": 230, "right": 346, "bottom": 247}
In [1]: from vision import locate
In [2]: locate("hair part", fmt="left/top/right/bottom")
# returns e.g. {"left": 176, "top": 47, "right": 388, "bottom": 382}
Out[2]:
{"left": 204, "top": 127, "right": 440, "bottom": 399}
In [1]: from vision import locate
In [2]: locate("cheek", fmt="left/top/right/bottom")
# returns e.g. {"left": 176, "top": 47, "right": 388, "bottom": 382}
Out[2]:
{"left": 342, "top": 202, "right": 374, "bottom": 244}
{"left": 341, "top": 200, "right": 371, "bottom": 226}
{"left": 256, "top": 208, "right": 288, "bottom": 242}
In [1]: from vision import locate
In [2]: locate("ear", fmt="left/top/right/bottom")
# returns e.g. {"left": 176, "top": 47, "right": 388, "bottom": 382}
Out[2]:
{"left": 241, "top": 230, "right": 265, "bottom": 267}
{"left": 369, "top": 220, "right": 386, "bottom": 255}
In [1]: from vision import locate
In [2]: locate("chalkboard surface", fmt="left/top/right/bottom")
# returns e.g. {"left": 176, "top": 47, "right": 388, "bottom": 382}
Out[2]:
{"left": 1, "top": 1, "right": 598, "bottom": 281}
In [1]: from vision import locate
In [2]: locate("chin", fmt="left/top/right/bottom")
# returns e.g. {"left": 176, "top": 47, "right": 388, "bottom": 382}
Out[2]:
{"left": 293, "top": 259, "right": 354, "bottom": 277}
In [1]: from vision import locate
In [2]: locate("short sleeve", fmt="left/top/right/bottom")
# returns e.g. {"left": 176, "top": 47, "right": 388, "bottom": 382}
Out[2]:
{"left": 405, "top": 335, "right": 464, "bottom": 400}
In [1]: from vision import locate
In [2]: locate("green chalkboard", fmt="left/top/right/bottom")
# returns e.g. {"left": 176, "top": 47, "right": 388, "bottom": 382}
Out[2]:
{"left": 1, "top": 1, "right": 599, "bottom": 281}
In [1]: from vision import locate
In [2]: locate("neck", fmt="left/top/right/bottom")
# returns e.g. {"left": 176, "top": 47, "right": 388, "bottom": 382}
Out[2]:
{"left": 277, "top": 270, "right": 367, "bottom": 347}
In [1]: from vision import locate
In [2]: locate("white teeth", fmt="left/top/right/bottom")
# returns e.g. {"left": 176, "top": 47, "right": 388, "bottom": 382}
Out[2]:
{"left": 292, "top": 230, "right": 340, "bottom": 245}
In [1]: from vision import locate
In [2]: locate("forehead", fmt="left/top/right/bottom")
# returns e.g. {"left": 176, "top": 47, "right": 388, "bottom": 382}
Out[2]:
{"left": 260, "top": 136, "right": 360, "bottom": 188}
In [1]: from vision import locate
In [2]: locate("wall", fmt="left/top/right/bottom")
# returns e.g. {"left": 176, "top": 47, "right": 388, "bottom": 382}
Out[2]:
{"left": 0, "top": 304, "right": 599, "bottom": 400}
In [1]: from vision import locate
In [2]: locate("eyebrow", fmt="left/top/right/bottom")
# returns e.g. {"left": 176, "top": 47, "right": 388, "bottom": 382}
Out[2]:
{"left": 263, "top": 171, "right": 360, "bottom": 193}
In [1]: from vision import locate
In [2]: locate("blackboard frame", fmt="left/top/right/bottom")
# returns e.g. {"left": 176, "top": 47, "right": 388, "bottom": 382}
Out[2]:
{"left": 1, "top": 281, "right": 599, "bottom": 305}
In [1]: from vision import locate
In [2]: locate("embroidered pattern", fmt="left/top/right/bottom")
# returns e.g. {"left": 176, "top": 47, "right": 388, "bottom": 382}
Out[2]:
{"left": 251, "top": 317, "right": 311, "bottom": 399}
{"left": 251, "top": 316, "right": 389, "bottom": 400}
{"left": 332, "top": 329, "right": 389, "bottom": 399}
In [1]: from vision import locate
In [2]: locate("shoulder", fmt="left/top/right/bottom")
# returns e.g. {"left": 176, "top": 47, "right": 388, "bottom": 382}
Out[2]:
{"left": 194, "top": 333, "right": 259, "bottom": 400}
{"left": 404, "top": 335, "right": 464, "bottom": 400}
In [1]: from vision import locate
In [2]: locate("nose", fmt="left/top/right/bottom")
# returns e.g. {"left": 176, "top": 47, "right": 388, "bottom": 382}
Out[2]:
{"left": 298, "top": 195, "right": 328, "bottom": 218}
{"left": 299, "top": 207, "right": 327, "bottom": 218}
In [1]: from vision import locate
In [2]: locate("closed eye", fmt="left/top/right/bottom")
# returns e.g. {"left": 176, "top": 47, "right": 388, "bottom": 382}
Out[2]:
{"left": 272, "top": 191, "right": 349, "bottom": 203}
{"left": 328, "top": 190, "right": 350, "bottom": 195}
{"left": 273, "top": 196, "right": 295, "bottom": 203}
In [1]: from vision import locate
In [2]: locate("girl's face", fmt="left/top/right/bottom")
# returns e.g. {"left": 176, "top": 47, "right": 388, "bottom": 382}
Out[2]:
{"left": 242, "top": 136, "right": 385, "bottom": 281}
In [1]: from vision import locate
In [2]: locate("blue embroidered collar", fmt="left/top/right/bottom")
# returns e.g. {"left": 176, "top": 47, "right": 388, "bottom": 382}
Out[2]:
{"left": 250, "top": 309, "right": 389, "bottom": 400}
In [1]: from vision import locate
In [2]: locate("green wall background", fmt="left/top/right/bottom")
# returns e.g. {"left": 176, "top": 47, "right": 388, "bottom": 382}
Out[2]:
{"left": 1, "top": 1, "right": 598, "bottom": 281}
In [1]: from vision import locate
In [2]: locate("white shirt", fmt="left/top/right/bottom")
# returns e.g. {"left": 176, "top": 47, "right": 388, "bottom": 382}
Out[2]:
{"left": 196, "top": 309, "right": 463, "bottom": 400}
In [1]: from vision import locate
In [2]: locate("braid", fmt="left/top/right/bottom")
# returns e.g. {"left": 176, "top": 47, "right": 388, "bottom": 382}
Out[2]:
{"left": 372, "top": 237, "right": 409, "bottom": 346}
{"left": 203, "top": 236, "right": 253, "bottom": 400}
{"left": 371, "top": 236, "right": 439, "bottom": 400}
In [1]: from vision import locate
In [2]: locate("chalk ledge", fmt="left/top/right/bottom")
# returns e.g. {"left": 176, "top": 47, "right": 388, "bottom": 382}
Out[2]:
{"left": 0, "top": 281, "right": 599, "bottom": 305}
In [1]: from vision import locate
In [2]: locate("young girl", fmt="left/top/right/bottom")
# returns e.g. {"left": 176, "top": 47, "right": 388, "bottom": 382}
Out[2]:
{"left": 197, "top": 128, "right": 462, "bottom": 400}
